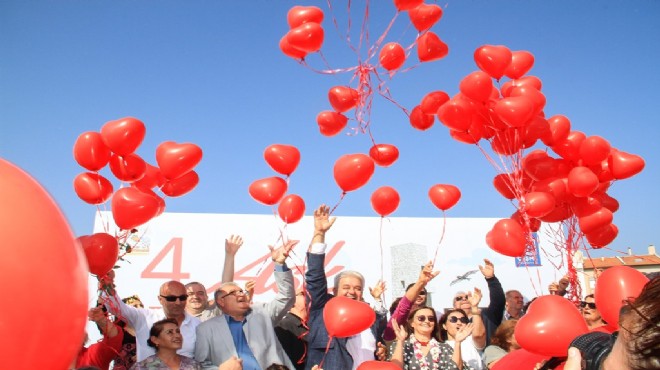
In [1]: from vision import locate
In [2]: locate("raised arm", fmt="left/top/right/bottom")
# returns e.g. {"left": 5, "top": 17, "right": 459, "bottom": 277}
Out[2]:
{"left": 264, "top": 239, "right": 297, "bottom": 323}
{"left": 468, "top": 287, "right": 486, "bottom": 349}
{"left": 306, "top": 205, "right": 336, "bottom": 311}
{"left": 479, "top": 259, "right": 505, "bottom": 325}
{"left": 87, "top": 307, "right": 124, "bottom": 368}
{"left": 222, "top": 235, "right": 244, "bottom": 283}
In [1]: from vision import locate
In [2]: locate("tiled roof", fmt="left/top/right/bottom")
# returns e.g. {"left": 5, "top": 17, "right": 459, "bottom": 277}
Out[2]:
{"left": 583, "top": 254, "right": 660, "bottom": 269}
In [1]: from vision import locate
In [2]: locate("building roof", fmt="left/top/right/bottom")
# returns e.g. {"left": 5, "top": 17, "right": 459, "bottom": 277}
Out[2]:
{"left": 582, "top": 254, "right": 660, "bottom": 269}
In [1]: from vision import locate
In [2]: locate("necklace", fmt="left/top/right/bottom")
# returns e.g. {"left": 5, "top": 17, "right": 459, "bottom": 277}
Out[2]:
{"left": 418, "top": 340, "right": 429, "bottom": 346}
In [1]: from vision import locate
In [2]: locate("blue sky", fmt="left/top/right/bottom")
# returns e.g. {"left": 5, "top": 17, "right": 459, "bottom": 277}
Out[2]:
{"left": 1, "top": 0, "right": 659, "bottom": 257}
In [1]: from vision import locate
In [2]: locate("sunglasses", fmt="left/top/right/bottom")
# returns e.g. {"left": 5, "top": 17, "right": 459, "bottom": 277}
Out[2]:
{"left": 448, "top": 316, "right": 470, "bottom": 324}
{"left": 415, "top": 315, "right": 436, "bottom": 323}
{"left": 160, "top": 294, "right": 188, "bottom": 302}
{"left": 221, "top": 289, "right": 246, "bottom": 299}
{"left": 454, "top": 295, "right": 468, "bottom": 302}
{"left": 580, "top": 301, "right": 597, "bottom": 309}
{"left": 418, "top": 291, "right": 427, "bottom": 296}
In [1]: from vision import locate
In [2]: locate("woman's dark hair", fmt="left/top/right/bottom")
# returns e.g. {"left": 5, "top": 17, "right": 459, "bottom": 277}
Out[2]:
{"left": 405, "top": 283, "right": 428, "bottom": 305}
{"left": 146, "top": 318, "right": 178, "bottom": 350}
{"left": 406, "top": 306, "right": 439, "bottom": 341}
{"left": 265, "top": 365, "right": 290, "bottom": 370}
{"left": 389, "top": 297, "right": 402, "bottom": 315}
{"left": 438, "top": 308, "right": 468, "bottom": 341}
{"left": 490, "top": 319, "right": 518, "bottom": 352}
{"left": 622, "top": 276, "right": 660, "bottom": 370}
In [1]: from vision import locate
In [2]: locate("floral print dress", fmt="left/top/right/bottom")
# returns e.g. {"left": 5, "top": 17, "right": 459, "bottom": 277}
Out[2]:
{"left": 130, "top": 354, "right": 200, "bottom": 370}
{"left": 388, "top": 335, "right": 472, "bottom": 370}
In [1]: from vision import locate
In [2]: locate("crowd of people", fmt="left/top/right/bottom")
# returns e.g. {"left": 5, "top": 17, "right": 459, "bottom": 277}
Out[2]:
{"left": 74, "top": 205, "right": 659, "bottom": 370}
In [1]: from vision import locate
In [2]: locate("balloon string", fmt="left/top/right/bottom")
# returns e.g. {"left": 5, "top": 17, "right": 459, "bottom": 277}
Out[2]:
{"left": 319, "top": 336, "right": 333, "bottom": 369}
{"left": 431, "top": 211, "right": 447, "bottom": 267}
{"left": 330, "top": 192, "right": 347, "bottom": 215}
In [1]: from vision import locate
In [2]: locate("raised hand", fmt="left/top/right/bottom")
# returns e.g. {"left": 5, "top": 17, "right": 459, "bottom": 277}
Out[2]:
{"left": 419, "top": 260, "right": 440, "bottom": 284}
{"left": 468, "top": 287, "right": 483, "bottom": 307}
{"left": 369, "top": 280, "right": 386, "bottom": 301}
{"left": 225, "top": 234, "right": 244, "bottom": 256}
{"left": 392, "top": 319, "right": 408, "bottom": 342}
{"left": 478, "top": 258, "right": 495, "bottom": 279}
{"left": 270, "top": 239, "right": 299, "bottom": 264}
{"left": 455, "top": 322, "right": 474, "bottom": 343}
{"left": 313, "top": 205, "right": 336, "bottom": 234}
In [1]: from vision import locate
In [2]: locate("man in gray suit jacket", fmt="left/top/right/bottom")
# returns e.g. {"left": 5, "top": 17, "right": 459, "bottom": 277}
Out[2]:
{"left": 194, "top": 240, "right": 297, "bottom": 370}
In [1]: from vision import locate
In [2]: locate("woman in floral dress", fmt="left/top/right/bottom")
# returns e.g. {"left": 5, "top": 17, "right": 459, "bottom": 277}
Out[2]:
{"left": 389, "top": 306, "right": 472, "bottom": 370}
{"left": 130, "top": 318, "right": 200, "bottom": 370}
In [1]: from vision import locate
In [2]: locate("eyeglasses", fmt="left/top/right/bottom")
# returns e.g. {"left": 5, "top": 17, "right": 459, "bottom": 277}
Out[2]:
{"left": 415, "top": 315, "right": 436, "bottom": 323}
{"left": 418, "top": 291, "right": 427, "bottom": 296}
{"left": 448, "top": 316, "right": 470, "bottom": 324}
{"left": 454, "top": 295, "right": 468, "bottom": 302}
{"left": 160, "top": 294, "right": 188, "bottom": 302}
{"left": 220, "top": 289, "right": 246, "bottom": 299}
{"left": 580, "top": 301, "right": 597, "bottom": 309}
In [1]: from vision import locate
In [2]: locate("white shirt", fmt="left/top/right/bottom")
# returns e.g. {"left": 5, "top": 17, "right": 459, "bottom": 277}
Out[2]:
{"left": 446, "top": 335, "right": 484, "bottom": 370}
{"left": 347, "top": 326, "right": 377, "bottom": 370}
{"left": 104, "top": 292, "right": 201, "bottom": 361}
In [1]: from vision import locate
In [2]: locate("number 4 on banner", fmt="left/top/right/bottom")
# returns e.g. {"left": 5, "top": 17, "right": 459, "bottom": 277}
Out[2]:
{"left": 141, "top": 237, "right": 191, "bottom": 281}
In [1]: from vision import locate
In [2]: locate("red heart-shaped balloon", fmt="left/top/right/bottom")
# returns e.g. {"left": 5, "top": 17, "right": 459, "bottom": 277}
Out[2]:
{"left": 333, "top": 154, "right": 375, "bottom": 193}
{"left": 416, "top": 31, "right": 448, "bottom": 62}
{"left": 515, "top": 295, "right": 588, "bottom": 357}
{"left": 521, "top": 191, "right": 555, "bottom": 218}
{"left": 100, "top": 117, "right": 146, "bottom": 156}
{"left": 287, "top": 5, "right": 324, "bottom": 28}
{"left": 323, "top": 296, "right": 376, "bottom": 338}
{"left": 109, "top": 153, "right": 147, "bottom": 183}
{"left": 156, "top": 141, "right": 203, "bottom": 180}
{"left": 316, "top": 111, "right": 348, "bottom": 136}
{"left": 73, "top": 131, "right": 111, "bottom": 171}
{"left": 578, "top": 207, "right": 613, "bottom": 234}
{"left": 264, "top": 144, "right": 301, "bottom": 177}
{"left": 541, "top": 115, "right": 571, "bottom": 146}
{"left": 459, "top": 70, "right": 494, "bottom": 103}
{"left": 437, "top": 98, "right": 473, "bottom": 131}
{"left": 73, "top": 172, "right": 114, "bottom": 205}
{"left": 409, "top": 105, "right": 435, "bottom": 130}
{"left": 493, "top": 96, "right": 536, "bottom": 128}
{"left": 279, "top": 35, "right": 307, "bottom": 60}
{"left": 77, "top": 233, "right": 119, "bottom": 276}
{"left": 328, "top": 86, "right": 359, "bottom": 112}
{"left": 286, "top": 22, "right": 324, "bottom": 53}
{"left": 420, "top": 91, "right": 449, "bottom": 115}
{"left": 379, "top": 42, "right": 406, "bottom": 71}
{"left": 504, "top": 50, "right": 535, "bottom": 79}
{"left": 133, "top": 164, "right": 166, "bottom": 192}
{"left": 111, "top": 187, "right": 161, "bottom": 230}
{"left": 248, "top": 177, "right": 288, "bottom": 206}
{"left": 595, "top": 266, "right": 649, "bottom": 330}
{"left": 486, "top": 218, "right": 527, "bottom": 257}
{"left": 408, "top": 3, "right": 443, "bottom": 31}
{"left": 278, "top": 194, "right": 306, "bottom": 224}
{"left": 161, "top": 170, "right": 199, "bottom": 197}
{"left": 371, "top": 186, "right": 400, "bottom": 217}
{"left": 357, "top": 361, "right": 401, "bottom": 370}
{"left": 428, "top": 184, "right": 461, "bottom": 211}
{"left": 369, "top": 144, "right": 399, "bottom": 167}
{"left": 607, "top": 150, "right": 645, "bottom": 180}
{"left": 474, "top": 45, "right": 512, "bottom": 80}
{"left": 585, "top": 223, "right": 618, "bottom": 248}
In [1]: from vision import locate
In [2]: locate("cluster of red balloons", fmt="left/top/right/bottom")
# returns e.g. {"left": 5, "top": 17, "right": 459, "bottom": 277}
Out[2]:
{"left": 249, "top": 144, "right": 306, "bottom": 224}
{"left": 279, "top": 5, "right": 325, "bottom": 60}
{"left": 413, "top": 44, "right": 644, "bottom": 256}
{"left": 72, "top": 117, "right": 203, "bottom": 230}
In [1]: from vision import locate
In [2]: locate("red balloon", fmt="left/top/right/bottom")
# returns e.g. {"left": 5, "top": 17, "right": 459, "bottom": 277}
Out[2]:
{"left": 286, "top": 22, "right": 324, "bottom": 53}
{"left": 585, "top": 223, "right": 618, "bottom": 248}
{"left": 371, "top": 186, "right": 400, "bottom": 217}
{"left": 579, "top": 136, "right": 611, "bottom": 166}
{"left": 437, "top": 98, "right": 472, "bottom": 131}
{"left": 333, "top": 154, "right": 375, "bottom": 192}
{"left": 316, "top": 110, "right": 348, "bottom": 136}
{"left": 323, "top": 296, "right": 376, "bottom": 338}
{"left": 408, "top": 3, "right": 443, "bottom": 31}
{"left": 567, "top": 166, "right": 599, "bottom": 197}
{"left": 73, "top": 172, "right": 114, "bottom": 205}
{"left": 100, "top": 117, "right": 146, "bottom": 156}
{"left": 369, "top": 144, "right": 399, "bottom": 167}
{"left": 161, "top": 170, "right": 199, "bottom": 197}
{"left": 279, "top": 35, "right": 307, "bottom": 59}
{"left": 474, "top": 45, "right": 512, "bottom": 80}
{"left": 459, "top": 71, "right": 494, "bottom": 103}
{"left": 490, "top": 127, "right": 524, "bottom": 156}
{"left": 416, "top": 31, "right": 448, "bottom": 62}
{"left": 511, "top": 210, "right": 541, "bottom": 232}
{"left": 141, "top": 188, "right": 166, "bottom": 217}
{"left": 78, "top": 233, "right": 119, "bottom": 276}
{"left": 504, "top": 50, "right": 535, "bottom": 79}
{"left": 531, "top": 176, "right": 568, "bottom": 204}
{"left": 278, "top": 194, "right": 306, "bottom": 224}
{"left": 109, "top": 153, "right": 147, "bottom": 182}
{"left": 428, "top": 184, "right": 461, "bottom": 211}
{"left": 486, "top": 219, "right": 526, "bottom": 257}
{"left": 493, "top": 173, "right": 516, "bottom": 200}
{"left": 420, "top": 91, "right": 450, "bottom": 115}
{"left": 522, "top": 191, "right": 556, "bottom": 218}
{"left": 73, "top": 131, "right": 111, "bottom": 171}
{"left": 541, "top": 115, "right": 571, "bottom": 146}
{"left": 449, "top": 119, "right": 484, "bottom": 144}
{"left": 133, "top": 163, "right": 166, "bottom": 192}
{"left": 501, "top": 76, "right": 543, "bottom": 96}
{"left": 607, "top": 150, "right": 645, "bottom": 180}
{"left": 522, "top": 115, "right": 550, "bottom": 149}
{"left": 111, "top": 187, "right": 162, "bottom": 230}
{"left": 552, "top": 130, "right": 586, "bottom": 162}
{"left": 393, "top": 0, "right": 423, "bottom": 11}
{"left": 248, "top": 177, "right": 288, "bottom": 206}
{"left": 595, "top": 266, "right": 649, "bottom": 330}
{"left": 538, "top": 202, "right": 573, "bottom": 223}
{"left": 357, "top": 361, "right": 401, "bottom": 370}
{"left": 0, "top": 159, "right": 88, "bottom": 369}
{"left": 409, "top": 105, "right": 435, "bottom": 130}
{"left": 287, "top": 5, "right": 324, "bottom": 28}
{"left": 379, "top": 42, "right": 406, "bottom": 71}
{"left": 493, "top": 96, "right": 536, "bottom": 128}
{"left": 155, "top": 141, "right": 203, "bottom": 180}
{"left": 328, "top": 86, "right": 359, "bottom": 113}
{"left": 569, "top": 196, "right": 602, "bottom": 217}
{"left": 579, "top": 207, "right": 613, "bottom": 234}
{"left": 509, "top": 85, "right": 546, "bottom": 117}
{"left": 264, "top": 144, "right": 301, "bottom": 177}
{"left": 515, "top": 295, "right": 588, "bottom": 357}
{"left": 522, "top": 150, "right": 556, "bottom": 181}
{"left": 596, "top": 192, "right": 620, "bottom": 213}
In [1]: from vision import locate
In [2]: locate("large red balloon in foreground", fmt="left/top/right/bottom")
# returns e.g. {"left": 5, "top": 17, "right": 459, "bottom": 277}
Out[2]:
{"left": 0, "top": 159, "right": 88, "bottom": 369}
